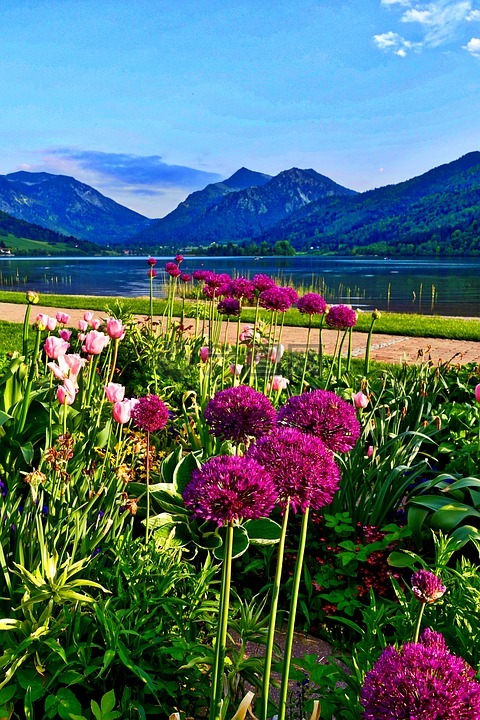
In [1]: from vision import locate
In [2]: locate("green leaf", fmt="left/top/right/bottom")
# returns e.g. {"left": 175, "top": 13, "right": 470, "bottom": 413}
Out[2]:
{"left": 243, "top": 518, "right": 282, "bottom": 545}
{"left": 173, "top": 451, "right": 202, "bottom": 494}
{"left": 214, "top": 525, "right": 249, "bottom": 560}
{"left": 0, "top": 410, "right": 12, "bottom": 427}
{"left": 20, "top": 442, "right": 34, "bottom": 465}
{"left": 100, "top": 689, "right": 117, "bottom": 715}
{"left": 387, "top": 551, "right": 420, "bottom": 568}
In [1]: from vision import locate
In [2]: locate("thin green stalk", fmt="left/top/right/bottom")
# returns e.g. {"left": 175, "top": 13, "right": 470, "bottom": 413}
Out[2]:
{"left": 324, "top": 330, "right": 340, "bottom": 389}
{"left": 336, "top": 330, "right": 348, "bottom": 381}
{"left": 300, "top": 317, "right": 313, "bottom": 393}
{"left": 364, "top": 313, "right": 379, "bottom": 375}
{"left": 145, "top": 430, "right": 151, "bottom": 548}
{"left": 210, "top": 521, "right": 234, "bottom": 720}
{"left": 248, "top": 298, "right": 261, "bottom": 387}
{"left": 260, "top": 500, "right": 290, "bottom": 720}
{"left": 413, "top": 602, "right": 426, "bottom": 643}
{"left": 346, "top": 326, "right": 353, "bottom": 372}
{"left": 277, "top": 507, "right": 310, "bottom": 720}
{"left": 149, "top": 271, "right": 154, "bottom": 331}
{"left": 16, "top": 325, "right": 42, "bottom": 433}
{"left": 317, "top": 314, "right": 325, "bottom": 379}
{"left": 22, "top": 303, "right": 33, "bottom": 357}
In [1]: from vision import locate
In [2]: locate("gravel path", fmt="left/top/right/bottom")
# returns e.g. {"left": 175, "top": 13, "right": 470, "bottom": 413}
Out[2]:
{"left": 1, "top": 301, "right": 480, "bottom": 366}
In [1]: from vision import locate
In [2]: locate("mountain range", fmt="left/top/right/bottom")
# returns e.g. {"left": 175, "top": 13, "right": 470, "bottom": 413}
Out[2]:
{"left": 1, "top": 152, "right": 480, "bottom": 256}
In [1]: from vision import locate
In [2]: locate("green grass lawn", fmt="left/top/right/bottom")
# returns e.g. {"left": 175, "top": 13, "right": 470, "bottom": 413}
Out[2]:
{"left": 0, "top": 233, "right": 86, "bottom": 255}
{"left": 0, "top": 290, "right": 479, "bottom": 342}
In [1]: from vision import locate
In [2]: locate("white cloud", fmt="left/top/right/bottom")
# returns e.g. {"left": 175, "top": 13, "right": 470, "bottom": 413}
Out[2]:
{"left": 463, "top": 35, "right": 480, "bottom": 52}
{"left": 373, "top": 30, "right": 418, "bottom": 53}
{"left": 376, "top": 0, "right": 480, "bottom": 54}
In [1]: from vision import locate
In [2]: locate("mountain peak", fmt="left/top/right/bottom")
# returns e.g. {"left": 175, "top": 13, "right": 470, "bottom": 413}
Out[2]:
{"left": 222, "top": 167, "right": 272, "bottom": 191}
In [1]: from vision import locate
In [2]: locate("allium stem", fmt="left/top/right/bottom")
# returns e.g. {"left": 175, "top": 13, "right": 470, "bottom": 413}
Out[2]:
{"left": 300, "top": 317, "right": 313, "bottom": 393}
{"left": 210, "top": 521, "right": 234, "bottom": 720}
{"left": 278, "top": 507, "right": 310, "bottom": 720}
{"left": 145, "top": 430, "right": 151, "bottom": 548}
{"left": 346, "top": 326, "right": 353, "bottom": 372}
{"left": 249, "top": 298, "right": 261, "bottom": 387}
{"left": 260, "top": 500, "right": 290, "bottom": 720}
{"left": 149, "top": 272, "right": 154, "bottom": 331}
{"left": 317, "top": 314, "right": 325, "bottom": 379}
{"left": 364, "top": 315, "right": 377, "bottom": 375}
{"left": 413, "top": 602, "right": 426, "bottom": 643}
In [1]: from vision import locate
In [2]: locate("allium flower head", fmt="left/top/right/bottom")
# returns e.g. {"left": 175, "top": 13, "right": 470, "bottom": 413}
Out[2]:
{"left": 475, "top": 384, "right": 480, "bottom": 404}
{"left": 204, "top": 385, "right": 277, "bottom": 443}
{"left": 326, "top": 304, "right": 357, "bottom": 329}
{"left": 131, "top": 394, "right": 169, "bottom": 432}
{"left": 227, "top": 277, "right": 255, "bottom": 301}
{"left": 248, "top": 426, "right": 340, "bottom": 513}
{"left": 217, "top": 297, "right": 241, "bottom": 317}
{"left": 361, "top": 629, "right": 480, "bottom": 720}
{"left": 297, "top": 292, "right": 327, "bottom": 316}
{"left": 183, "top": 455, "right": 278, "bottom": 525}
{"left": 180, "top": 273, "right": 191, "bottom": 283}
{"left": 411, "top": 569, "right": 446, "bottom": 604}
{"left": 252, "top": 274, "right": 276, "bottom": 293}
{"left": 259, "top": 287, "right": 292, "bottom": 313}
{"left": 283, "top": 287, "right": 299, "bottom": 305}
{"left": 148, "top": 268, "right": 157, "bottom": 278}
{"left": 192, "top": 269, "right": 210, "bottom": 282}
{"left": 175, "top": 254, "right": 184, "bottom": 263}
{"left": 146, "top": 257, "right": 157, "bottom": 267}
{"left": 165, "top": 261, "right": 181, "bottom": 277}
{"left": 278, "top": 389, "right": 361, "bottom": 453}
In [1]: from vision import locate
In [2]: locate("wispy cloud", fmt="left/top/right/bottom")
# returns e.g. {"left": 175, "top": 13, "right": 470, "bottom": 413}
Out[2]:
{"left": 463, "top": 35, "right": 480, "bottom": 53}
{"left": 375, "top": 0, "right": 480, "bottom": 55}
{"left": 46, "top": 149, "right": 222, "bottom": 192}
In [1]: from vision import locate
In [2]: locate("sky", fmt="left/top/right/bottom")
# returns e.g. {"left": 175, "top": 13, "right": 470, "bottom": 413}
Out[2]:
{"left": 1, "top": 0, "right": 479, "bottom": 218}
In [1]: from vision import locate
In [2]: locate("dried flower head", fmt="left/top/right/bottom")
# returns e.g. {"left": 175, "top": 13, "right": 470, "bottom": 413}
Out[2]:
{"left": 131, "top": 395, "right": 169, "bottom": 432}
{"left": 278, "top": 389, "right": 361, "bottom": 453}
{"left": 325, "top": 304, "right": 357, "bottom": 329}
{"left": 204, "top": 385, "right": 277, "bottom": 443}
{"left": 361, "top": 629, "right": 480, "bottom": 720}
{"left": 183, "top": 455, "right": 277, "bottom": 525}
{"left": 297, "top": 293, "right": 327, "bottom": 316}
{"left": 411, "top": 569, "right": 446, "bottom": 604}
{"left": 248, "top": 427, "right": 341, "bottom": 513}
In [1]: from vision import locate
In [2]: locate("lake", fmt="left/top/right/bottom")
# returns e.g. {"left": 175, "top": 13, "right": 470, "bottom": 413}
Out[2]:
{"left": 0, "top": 255, "right": 479, "bottom": 317}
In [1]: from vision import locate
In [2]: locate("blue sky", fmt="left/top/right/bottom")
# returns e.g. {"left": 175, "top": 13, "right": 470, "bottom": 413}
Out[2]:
{"left": 1, "top": 0, "right": 479, "bottom": 218}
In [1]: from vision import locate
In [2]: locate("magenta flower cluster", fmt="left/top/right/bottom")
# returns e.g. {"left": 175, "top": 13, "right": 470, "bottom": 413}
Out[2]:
{"left": 165, "top": 261, "right": 181, "bottom": 278}
{"left": 296, "top": 292, "right": 327, "bottom": 316}
{"left": 259, "top": 287, "right": 292, "bottom": 313}
{"left": 411, "top": 569, "right": 446, "bottom": 604}
{"left": 183, "top": 455, "right": 278, "bottom": 525}
{"left": 131, "top": 394, "right": 169, "bottom": 432}
{"left": 227, "top": 277, "right": 256, "bottom": 301}
{"left": 248, "top": 426, "right": 341, "bottom": 513}
{"left": 278, "top": 389, "right": 361, "bottom": 453}
{"left": 217, "top": 298, "right": 241, "bottom": 317}
{"left": 325, "top": 304, "right": 357, "bottom": 329}
{"left": 204, "top": 385, "right": 277, "bottom": 443}
{"left": 361, "top": 629, "right": 480, "bottom": 719}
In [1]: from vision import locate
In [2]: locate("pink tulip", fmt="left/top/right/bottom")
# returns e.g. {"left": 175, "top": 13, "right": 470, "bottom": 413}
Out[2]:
{"left": 229, "top": 363, "right": 243, "bottom": 377}
{"left": 199, "top": 346, "right": 210, "bottom": 363}
{"left": 78, "top": 333, "right": 86, "bottom": 343}
{"left": 475, "top": 384, "right": 480, "bottom": 403}
{"left": 46, "top": 317, "right": 57, "bottom": 332}
{"left": 239, "top": 325, "right": 254, "bottom": 342}
{"left": 58, "top": 329, "right": 72, "bottom": 341}
{"left": 35, "top": 313, "right": 51, "bottom": 329}
{"left": 269, "top": 375, "right": 289, "bottom": 392}
{"left": 104, "top": 382, "right": 125, "bottom": 403}
{"left": 44, "top": 335, "right": 70, "bottom": 360}
{"left": 270, "top": 344, "right": 285, "bottom": 363}
{"left": 84, "top": 311, "right": 94, "bottom": 323}
{"left": 82, "top": 331, "right": 110, "bottom": 355}
{"left": 63, "top": 353, "right": 86, "bottom": 376}
{"left": 106, "top": 317, "right": 125, "bottom": 340}
{"left": 353, "top": 391, "right": 369, "bottom": 409}
{"left": 90, "top": 318, "right": 101, "bottom": 330}
{"left": 56, "top": 312, "right": 71, "bottom": 325}
{"left": 78, "top": 320, "right": 89, "bottom": 331}
{"left": 48, "top": 353, "right": 84, "bottom": 381}
{"left": 112, "top": 399, "right": 134, "bottom": 424}
{"left": 57, "top": 379, "right": 77, "bottom": 405}
{"left": 367, "top": 445, "right": 374, "bottom": 457}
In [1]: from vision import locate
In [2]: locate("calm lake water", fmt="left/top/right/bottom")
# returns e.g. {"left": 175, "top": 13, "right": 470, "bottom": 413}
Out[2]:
{"left": 0, "top": 255, "right": 479, "bottom": 317}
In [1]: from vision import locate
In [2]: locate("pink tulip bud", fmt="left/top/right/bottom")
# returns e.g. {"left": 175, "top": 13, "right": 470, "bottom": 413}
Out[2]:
{"left": 35, "top": 313, "right": 50, "bottom": 330}
{"left": 199, "top": 346, "right": 210, "bottom": 363}
{"left": 82, "top": 330, "right": 110, "bottom": 355}
{"left": 104, "top": 382, "right": 126, "bottom": 403}
{"left": 46, "top": 317, "right": 57, "bottom": 332}
{"left": 269, "top": 375, "right": 289, "bottom": 392}
{"left": 84, "top": 311, "right": 94, "bottom": 323}
{"left": 112, "top": 399, "right": 134, "bottom": 424}
{"left": 229, "top": 364, "right": 243, "bottom": 377}
{"left": 44, "top": 335, "right": 70, "bottom": 360}
{"left": 56, "top": 312, "right": 71, "bottom": 325}
{"left": 475, "top": 384, "right": 480, "bottom": 403}
{"left": 367, "top": 445, "right": 374, "bottom": 457}
{"left": 353, "top": 391, "right": 369, "bottom": 409}
{"left": 57, "top": 378, "right": 77, "bottom": 405}
{"left": 58, "top": 329, "right": 72, "bottom": 341}
{"left": 106, "top": 317, "right": 125, "bottom": 340}
{"left": 78, "top": 320, "right": 89, "bottom": 331}
{"left": 90, "top": 318, "right": 101, "bottom": 330}
{"left": 270, "top": 344, "right": 285, "bottom": 363}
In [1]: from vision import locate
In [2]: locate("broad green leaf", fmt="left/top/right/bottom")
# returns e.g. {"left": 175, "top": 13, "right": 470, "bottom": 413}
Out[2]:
{"left": 243, "top": 518, "right": 282, "bottom": 545}
{"left": 214, "top": 525, "right": 249, "bottom": 560}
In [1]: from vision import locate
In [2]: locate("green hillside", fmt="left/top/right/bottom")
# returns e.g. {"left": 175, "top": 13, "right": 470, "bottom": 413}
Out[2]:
{"left": 0, "top": 210, "right": 103, "bottom": 255}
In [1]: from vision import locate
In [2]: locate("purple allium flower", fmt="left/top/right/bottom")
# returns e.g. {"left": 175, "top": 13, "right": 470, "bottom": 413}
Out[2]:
{"left": 226, "top": 277, "right": 256, "bottom": 301}
{"left": 297, "top": 292, "right": 327, "bottom": 316}
{"left": 248, "top": 427, "right": 341, "bottom": 513}
{"left": 180, "top": 273, "right": 192, "bottom": 283}
{"left": 148, "top": 268, "right": 157, "bottom": 278}
{"left": 165, "top": 261, "right": 181, "bottom": 278}
{"left": 361, "top": 629, "right": 480, "bottom": 720}
{"left": 252, "top": 274, "right": 276, "bottom": 293}
{"left": 325, "top": 304, "right": 357, "bottom": 329}
{"left": 283, "top": 287, "right": 299, "bottom": 305}
{"left": 411, "top": 569, "right": 446, "bottom": 604}
{"left": 259, "top": 287, "right": 292, "bottom": 313}
{"left": 175, "top": 254, "right": 184, "bottom": 263}
{"left": 131, "top": 395, "right": 169, "bottom": 432}
{"left": 146, "top": 257, "right": 157, "bottom": 267}
{"left": 278, "top": 389, "right": 361, "bottom": 453}
{"left": 183, "top": 455, "right": 278, "bottom": 525}
{"left": 204, "top": 385, "right": 277, "bottom": 443}
{"left": 192, "top": 269, "right": 210, "bottom": 282}
{"left": 217, "top": 297, "right": 241, "bottom": 317}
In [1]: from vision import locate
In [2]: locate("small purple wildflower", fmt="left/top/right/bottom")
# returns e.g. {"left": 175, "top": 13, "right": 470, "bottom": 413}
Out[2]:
{"left": 325, "top": 304, "right": 357, "bottom": 329}
{"left": 411, "top": 569, "right": 446, "bottom": 604}
{"left": 217, "top": 297, "right": 241, "bottom": 317}
{"left": 297, "top": 293, "right": 327, "bottom": 316}
{"left": 259, "top": 287, "right": 292, "bottom": 312}
{"left": 131, "top": 395, "right": 169, "bottom": 433}
{"left": 278, "top": 389, "right": 361, "bottom": 453}
{"left": 248, "top": 427, "right": 341, "bottom": 513}
{"left": 204, "top": 385, "right": 277, "bottom": 443}
{"left": 361, "top": 629, "right": 480, "bottom": 720}
{"left": 183, "top": 455, "right": 278, "bottom": 525}
{"left": 165, "top": 262, "right": 181, "bottom": 278}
